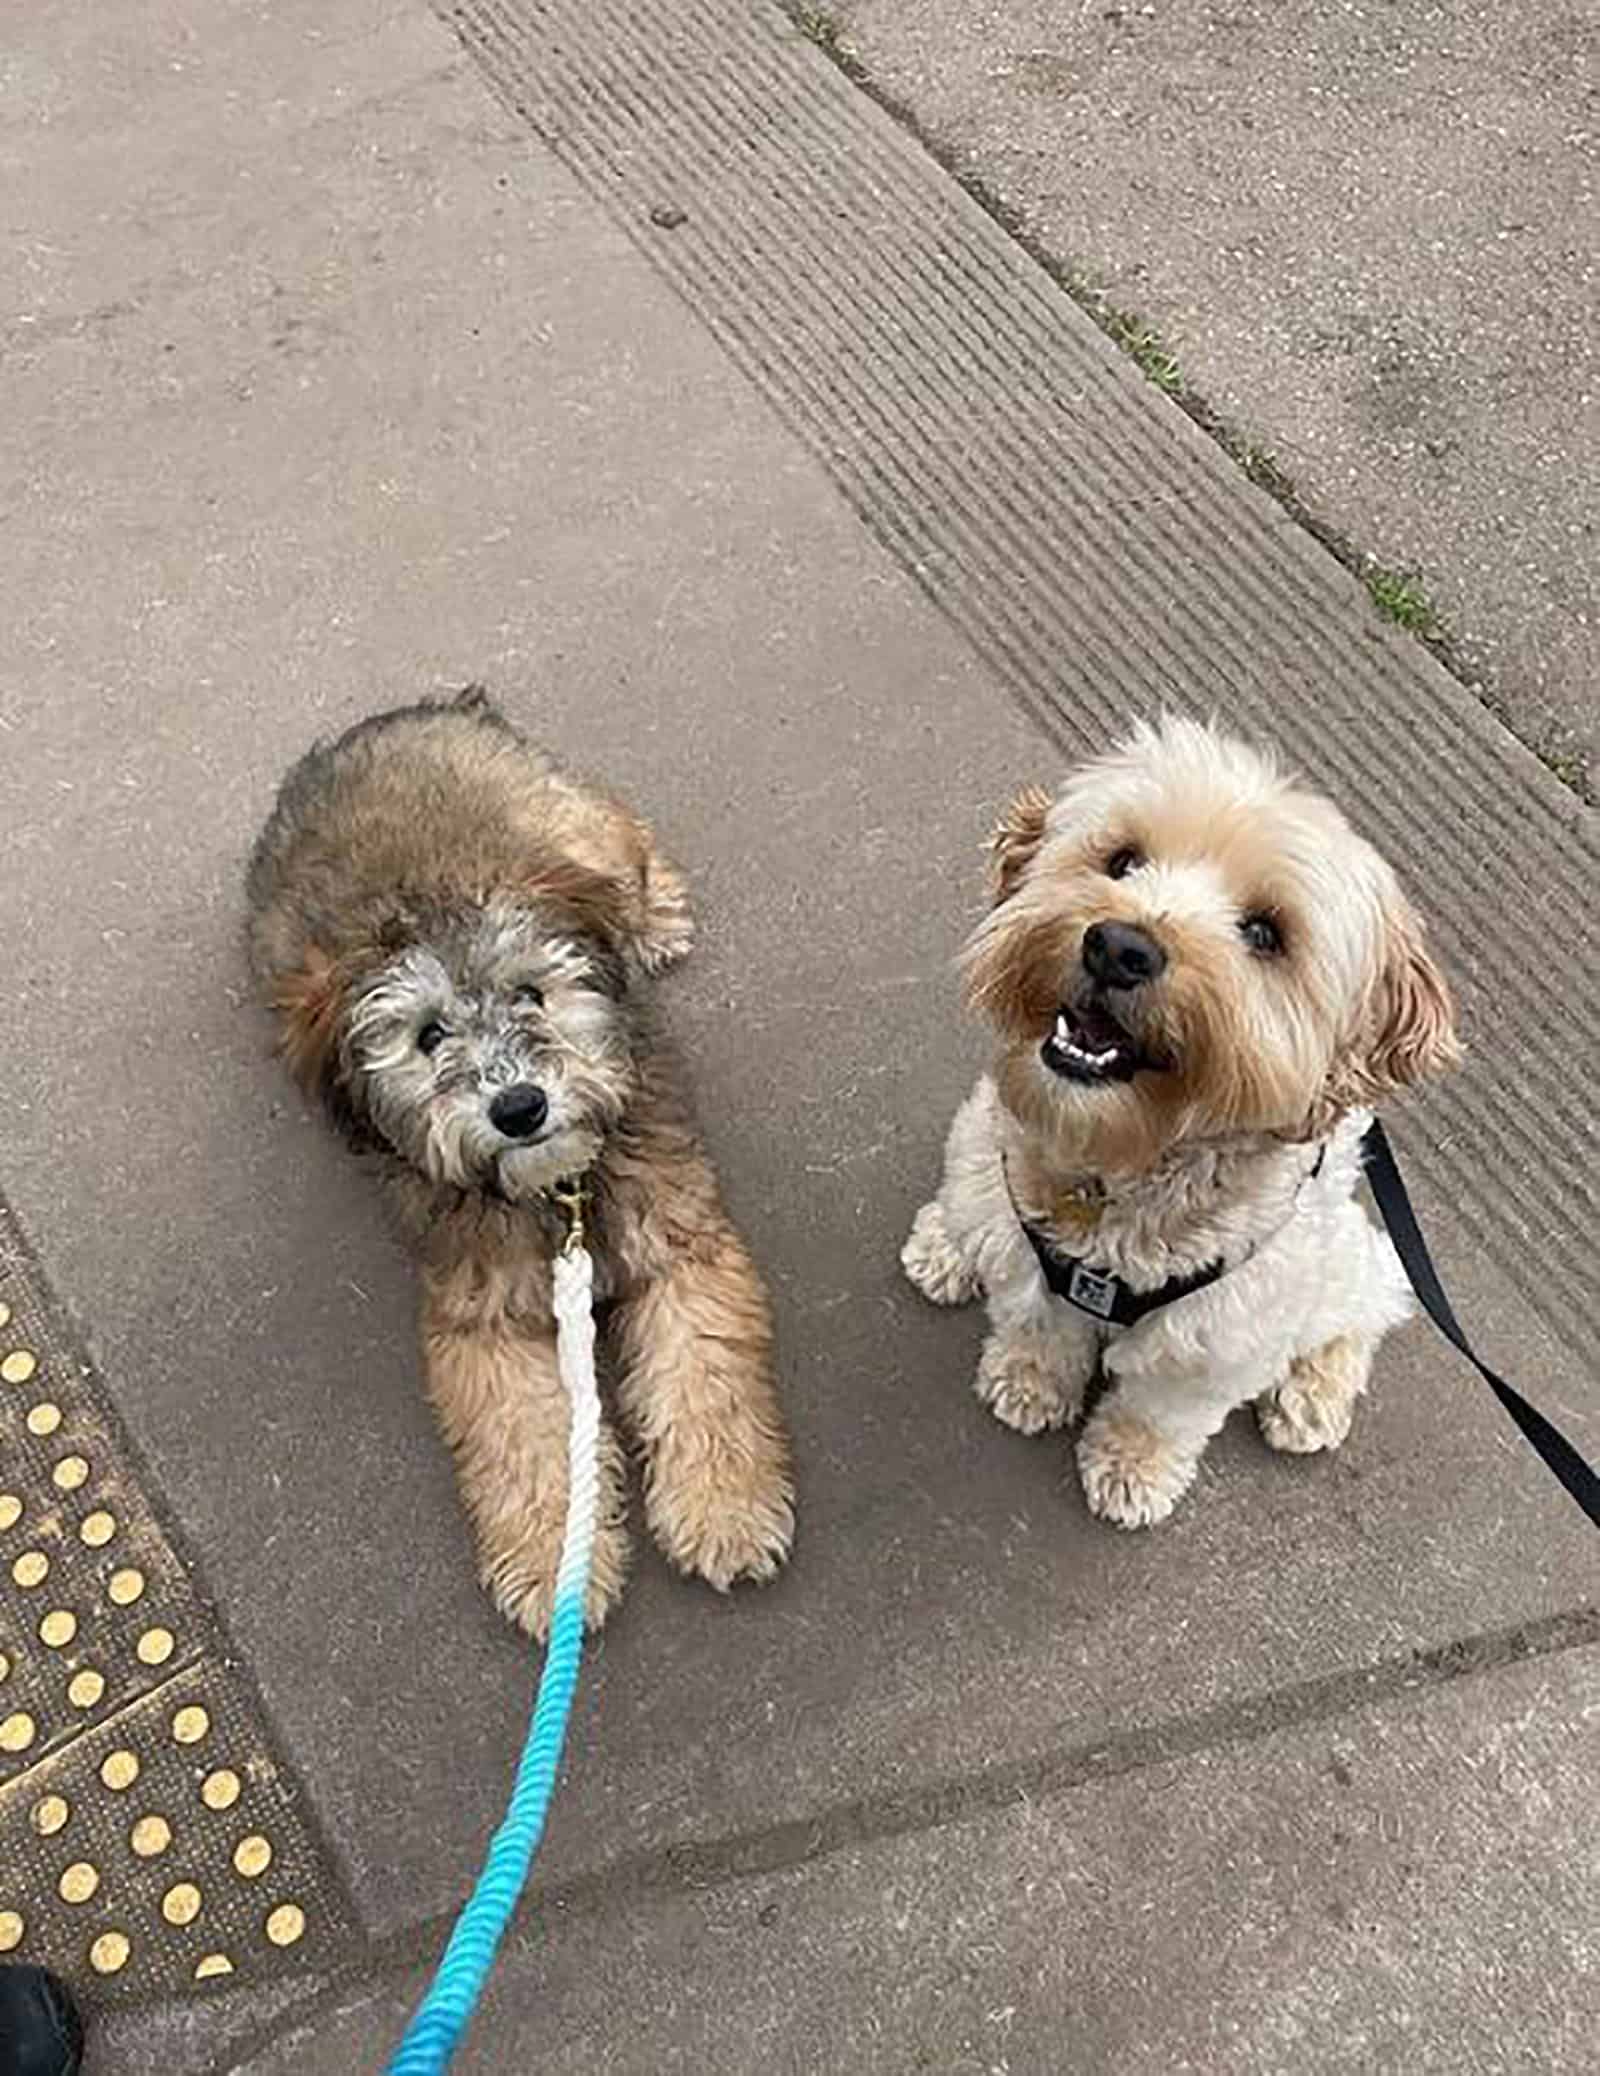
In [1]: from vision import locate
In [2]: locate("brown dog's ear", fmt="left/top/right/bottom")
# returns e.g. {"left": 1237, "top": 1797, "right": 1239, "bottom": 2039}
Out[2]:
{"left": 1310, "top": 900, "right": 1460, "bottom": 1133}
{"left": 987, "top": 786, "right": 1053, "bottom": 905}
{"left": 272, "top": 947, "right": 347, "bottom": 1098}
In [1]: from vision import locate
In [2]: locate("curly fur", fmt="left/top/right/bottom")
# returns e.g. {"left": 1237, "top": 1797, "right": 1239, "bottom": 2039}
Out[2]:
{"left": 248, "top": 690, "right": 793, "bottom": 1633}
{"left": 903, "top": 717, "right": 1459, "bottom": 1527}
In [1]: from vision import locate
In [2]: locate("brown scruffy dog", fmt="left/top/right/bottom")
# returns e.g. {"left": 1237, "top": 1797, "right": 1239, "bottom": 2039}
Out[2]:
{"left": 246, "top": 690, "right": 794, "bottom": 1635}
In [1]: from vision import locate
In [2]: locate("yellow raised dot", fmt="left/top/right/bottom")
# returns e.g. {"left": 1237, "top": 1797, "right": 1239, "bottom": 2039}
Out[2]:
{"left": 162, "top": 1881, "right": 202, "bottom": 1927}
{"left": 200, "top": 1768, "right": 241, "bottom": 1812}
{"left": 32, "top": 1794, "right": 70, "bottom": 1836}
{"left": 172, "top": 1703, "right": 209, "bottom": 1745}
{"left": 68, "top": 1668, "right": 106, "bottom": 1709}
{"left": 26, "top": 1401, "right": 61, "bottom": 1436}
{"left": 80, "top": 1510, "right": 117, "bottom": 1549}
{"left": 233, "top": 1834, "right": 273, "bottom": 1879}
{"left": 194, "top": 1952, "right": 234, "bottom": 1981}
{"left": 59, "top": 1861, "right": 100, "bottom": 1905}
{"left": 12, "top": 1549, "right": 49, "bottom": 1588}
{"left": 52, "top": 1455, "right": 90, "bottom": 1492}
{"left": 130, "top": 1814, "right": 172, "bottom": 1858}
{"left": 1, "top": 1349, "right": 38, "bottom": 1385}
{"left": 108, "top": 1565, "right": 145, "bottom": 1605}
{"left": 100, "top": 1748, "right": 141, "bottom": 1792}
{"left": 0, "top": 1712, "right": 37, "bottom": 1753}
{"left": 137, "top": 1625, "right": 176, "bottom": 1667}
{"left": 89, "top": 1930, "right": 130, "bottom": 1975}
{"left": 0, "top": 1911, "right": 24, "bottom": 1954}
{"left": 265, "top": 1902, "right": 306, "bottom": 1948}
{"left": 40, "top": 1608, "right": 78, "bottom": 1649}
{"left": 0, "top": 1493, "right": 20, "bottom": 1531}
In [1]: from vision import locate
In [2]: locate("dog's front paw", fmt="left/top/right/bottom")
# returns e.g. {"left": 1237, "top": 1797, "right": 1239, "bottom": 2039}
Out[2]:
{"left": 481, "top": 1501, "right": 631, "bottom": 1640}
{"left": 1077, "top": 1407, "right": 1196, "bottom": 1528}
{"left": 975, "top": 1330, "right": 1081, "bottom": 1435}
{"left": 1256, "top": 1333, "right": 1370, "bottom": 1455}
{"left": 902, "top": 1201, "right": 982, "bottom": 1306}
{"left": 646, "top": 1447, "right": 795, "bottom": 1592}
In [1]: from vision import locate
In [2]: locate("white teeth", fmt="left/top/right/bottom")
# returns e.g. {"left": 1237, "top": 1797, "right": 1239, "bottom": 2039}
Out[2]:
{"left": 1050, "top": 1016, "right": 1122, "bottom": 1072}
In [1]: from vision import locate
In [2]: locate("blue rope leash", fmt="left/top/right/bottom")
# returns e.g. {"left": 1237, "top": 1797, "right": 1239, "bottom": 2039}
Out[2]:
{"left": 387, "top": 1230, "right": 600, "bottom": 2074}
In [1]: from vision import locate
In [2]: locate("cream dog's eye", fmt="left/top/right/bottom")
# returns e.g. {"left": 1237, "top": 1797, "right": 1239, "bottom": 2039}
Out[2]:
{"left": 1105, "top": 846, "right": 1143, "bottom": 880}
{"left": 509, "top": 983, "right": 544, "bottom": 1009}
{"left": 416, "top": 1019, "right": 449, "bottom": 1056}
{"left": 1239, "top": 912, "right": 1284, "bottom": 956}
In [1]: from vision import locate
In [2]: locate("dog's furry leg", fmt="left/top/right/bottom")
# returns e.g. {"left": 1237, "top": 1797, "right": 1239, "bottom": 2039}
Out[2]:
{"left": 1256, "top": 1330, "right": 1376, "bottom": 1453}
{"left": 613, "top": 1213, "right": 794, "bottom": 1591}
{"left": 421, "top": 1305, "right": 630, "bottom": 1637}
{"left": 902, "top": 1198, "right": 983, "bottom": 1306}
{"left": 977, "top": 1321, "right": 1093, "bottom": 1436}
{"left": 1077, "top": 1363, "right": 1263, "bottom": 1528}
{"left": 901, "top": 1079, "right": 1006, "bottom": 1307}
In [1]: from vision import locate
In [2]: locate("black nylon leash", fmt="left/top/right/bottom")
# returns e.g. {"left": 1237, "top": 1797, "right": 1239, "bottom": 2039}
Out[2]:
{"left": 1361, "top": 1119, "right": 1600, "bottom": 1531}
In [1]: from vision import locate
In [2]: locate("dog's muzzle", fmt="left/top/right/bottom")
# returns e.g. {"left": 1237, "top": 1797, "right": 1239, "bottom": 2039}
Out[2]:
{"left": 1042, "top": 922, "right": 1169, "bottom": 1085}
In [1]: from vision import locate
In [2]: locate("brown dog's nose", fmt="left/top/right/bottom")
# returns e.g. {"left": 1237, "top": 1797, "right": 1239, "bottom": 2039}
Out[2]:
{"left": 1083, "top": 920, "right": 1166, "bottom": 989}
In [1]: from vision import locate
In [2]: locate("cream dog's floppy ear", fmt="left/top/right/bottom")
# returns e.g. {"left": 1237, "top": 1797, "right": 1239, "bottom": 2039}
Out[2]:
{"left": 987, "top": 786, "right": 1052, "bottom": 905}
{"left": 1363, "top": 901, "right": 1460, "bottom": 1092}
{"left": 1312, "top": 898, "right": 1460, "bottom": 1132}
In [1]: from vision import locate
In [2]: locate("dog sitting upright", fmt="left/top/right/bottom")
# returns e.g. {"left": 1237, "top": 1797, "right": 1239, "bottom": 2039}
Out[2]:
{"left": 903, "top": 717, "right": 1459, "bottom": 1528}
{"left": 247, "top": 690, "right": 793, "bottom": 1633}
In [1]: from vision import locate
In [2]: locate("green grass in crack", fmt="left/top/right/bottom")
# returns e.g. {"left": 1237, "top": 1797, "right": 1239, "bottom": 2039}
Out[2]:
{"left": 1365, "top": 564, "right": 1442, "bottom": 637}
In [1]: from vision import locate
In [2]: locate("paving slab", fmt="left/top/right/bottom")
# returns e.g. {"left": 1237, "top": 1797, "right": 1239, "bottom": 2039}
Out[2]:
{"left": 830, "top": 0, "right": 1600, "bottom": 786}
{"left": 1, "top": 0, "right": 1597, "bottom": 2069}
{"left": 236, "top": 1645, "right": 1600, "bottom": 2072}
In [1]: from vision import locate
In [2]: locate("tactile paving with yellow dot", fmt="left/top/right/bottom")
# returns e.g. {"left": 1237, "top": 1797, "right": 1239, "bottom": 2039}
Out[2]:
{"left": 0, "top": 1196, "right": 353, "bottom": 2001}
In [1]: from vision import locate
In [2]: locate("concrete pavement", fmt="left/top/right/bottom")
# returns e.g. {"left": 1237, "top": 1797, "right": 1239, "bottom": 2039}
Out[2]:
{"left": 1, "top": 2, "right": 1596, "bottom": 2070}
{"left": 826, "top": 0, "right": 1600, "bottom": 794}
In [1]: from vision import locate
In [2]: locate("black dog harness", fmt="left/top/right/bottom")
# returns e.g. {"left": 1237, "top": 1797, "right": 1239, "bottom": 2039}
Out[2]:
{"left": 1020, "top": 1231, "right": 1224, "bottom": 1327}
{"left": 1007, "top": 1128, "right": 1600, "bottom": 1531}
{"left": 1009, "top": 1145, "right": 1323, "bottom": 1329}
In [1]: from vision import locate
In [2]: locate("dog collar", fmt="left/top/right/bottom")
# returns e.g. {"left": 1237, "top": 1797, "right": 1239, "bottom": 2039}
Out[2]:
{"left": 1006, "top": 1143, "right": 1326, "bottom": 1328}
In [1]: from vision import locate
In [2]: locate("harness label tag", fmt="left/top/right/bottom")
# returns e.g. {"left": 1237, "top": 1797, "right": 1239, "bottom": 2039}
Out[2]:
{"left": 1066, "top": 1264, "right": 1120, "bottom": 1320}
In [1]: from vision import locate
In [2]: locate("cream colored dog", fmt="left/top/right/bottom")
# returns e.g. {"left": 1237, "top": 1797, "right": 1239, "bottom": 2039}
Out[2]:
{"left": 903, "top": 718, "right": 1459, "bottom": 1527}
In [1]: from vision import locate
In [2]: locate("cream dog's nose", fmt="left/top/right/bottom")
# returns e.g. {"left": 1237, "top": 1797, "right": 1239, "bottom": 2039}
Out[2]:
{"left": 1083, "top": 919, "right": 1166, "bottom": 988}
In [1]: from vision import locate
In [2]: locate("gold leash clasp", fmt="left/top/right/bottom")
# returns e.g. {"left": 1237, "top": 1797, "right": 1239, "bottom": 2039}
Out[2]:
{"left": 550, "top": 1176, "right": 589, "bottom": 1257}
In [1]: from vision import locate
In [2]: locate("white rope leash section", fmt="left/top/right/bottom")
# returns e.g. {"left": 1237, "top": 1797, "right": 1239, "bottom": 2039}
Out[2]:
{"left": 387, "top": 1241, "right": 601, "bottom": 2073}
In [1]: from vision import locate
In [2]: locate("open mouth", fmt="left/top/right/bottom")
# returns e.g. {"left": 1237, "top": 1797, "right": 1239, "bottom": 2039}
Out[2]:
{"left": 1040, "top": 998, "right": 1160, "bottom": 1085}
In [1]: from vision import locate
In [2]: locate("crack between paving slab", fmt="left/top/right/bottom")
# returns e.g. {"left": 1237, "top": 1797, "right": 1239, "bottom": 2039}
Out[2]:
{"left": 214, "top": 1604, "right": 1598, "bottom": 2072}
{"left": 0, "top": 1650, "right": 206, "bottom": 1812}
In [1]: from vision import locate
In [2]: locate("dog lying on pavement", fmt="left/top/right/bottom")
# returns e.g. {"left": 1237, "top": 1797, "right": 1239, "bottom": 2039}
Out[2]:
{"left": 247, "top": 689, "right": 794, "bottom": 1634}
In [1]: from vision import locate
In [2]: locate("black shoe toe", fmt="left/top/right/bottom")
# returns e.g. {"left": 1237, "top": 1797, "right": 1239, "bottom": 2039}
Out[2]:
{"left": 0, "top": 1966, "right": 86, "bottom": 2076}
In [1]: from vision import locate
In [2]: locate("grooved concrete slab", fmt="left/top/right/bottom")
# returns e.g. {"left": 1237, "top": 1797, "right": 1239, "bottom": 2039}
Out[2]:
{"left": 2, "top": 1, "right": 1596, "bottom": 2070}
{"left": 240, "top": 1646, "right": 1600, "bottom": 2072}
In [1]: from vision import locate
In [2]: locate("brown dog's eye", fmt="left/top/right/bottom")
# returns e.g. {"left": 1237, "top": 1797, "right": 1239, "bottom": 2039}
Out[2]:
{"left": 510, "top": 984, "right": 543, "bottom": 1010}
{"left": 1239, "top": 912, "right": 1284, "bottom": 956}
{"left": 1105, "top": 846, "right": 1143, "bottom": 880}
{"left": 416, "top": 1019, "right": 449, "bottom": 1056}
